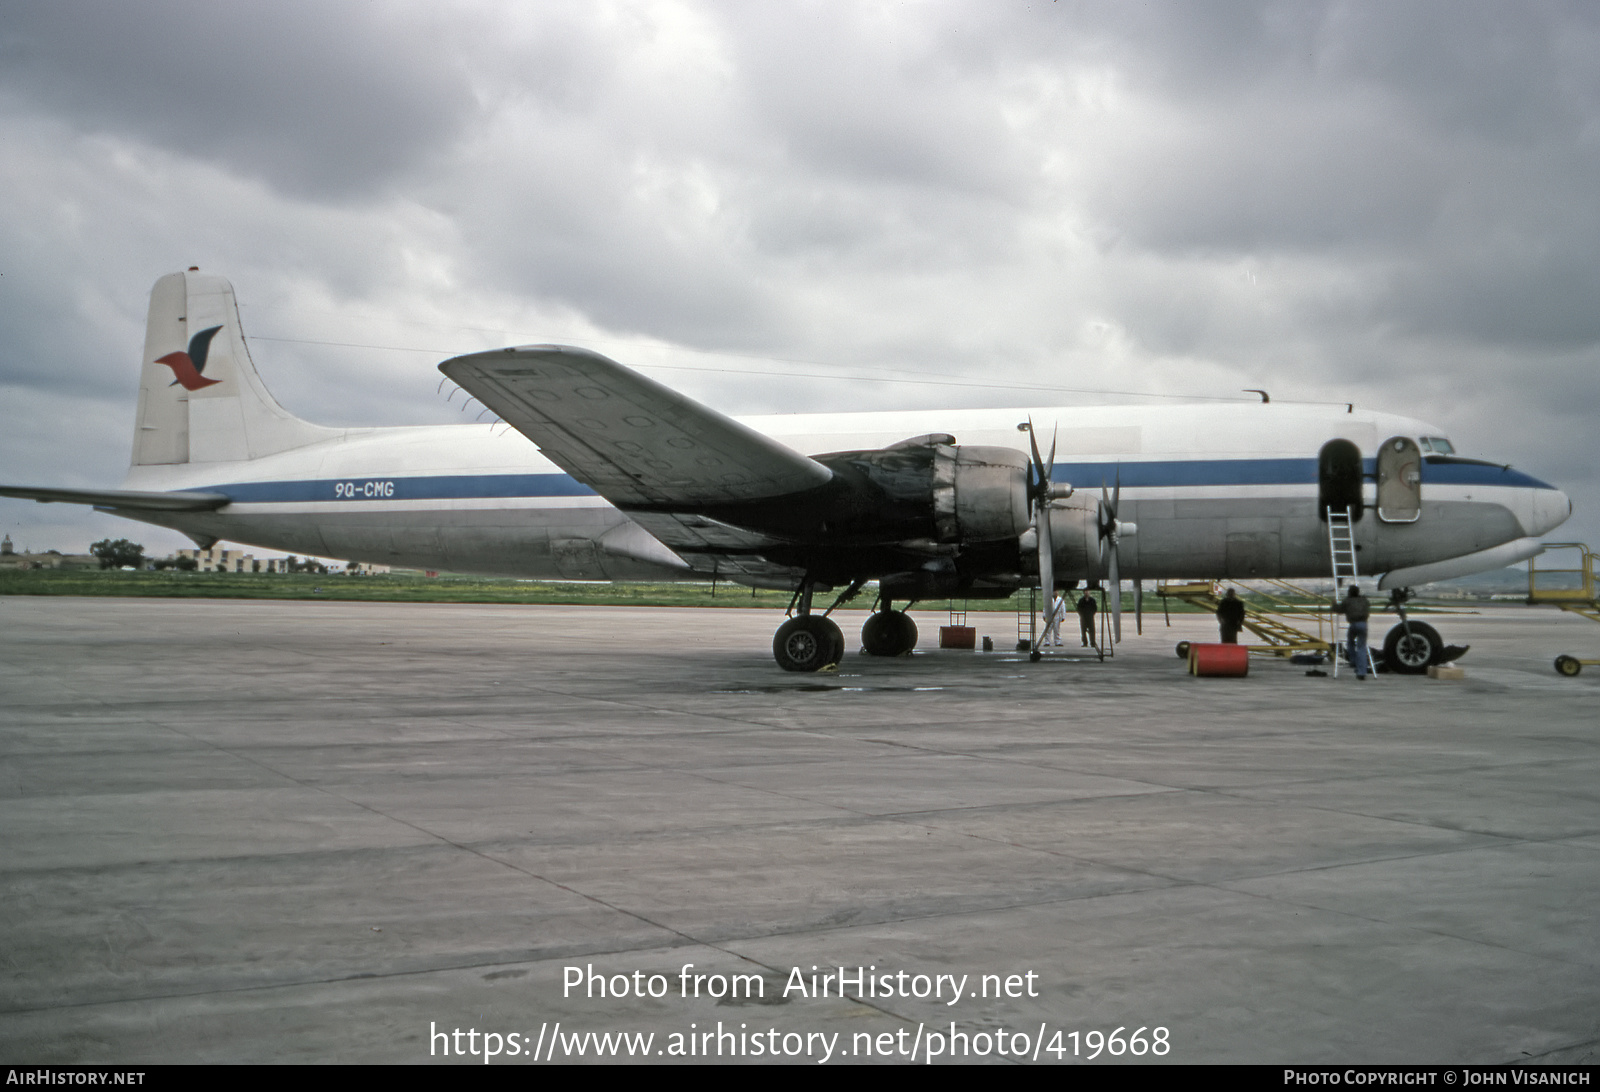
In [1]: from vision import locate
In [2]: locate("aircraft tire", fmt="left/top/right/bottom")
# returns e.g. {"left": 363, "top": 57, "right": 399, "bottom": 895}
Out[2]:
{"left": 861, "top": 611, "right": 917, "bottom": 656}
{"left": 1555, "top": 654, "right": 1582, "bottom": 677}
{"left": 1382, "top": 622, "right": 1442, "bottom": 675}
{"left": 1175, "top": 641, "right": 1191, "bottom": 659}
{"left": 822, "top": 617, "right": 846, "bottom": 665}
{"left": 774, "top": 616, "right": 844, "bottom": 672}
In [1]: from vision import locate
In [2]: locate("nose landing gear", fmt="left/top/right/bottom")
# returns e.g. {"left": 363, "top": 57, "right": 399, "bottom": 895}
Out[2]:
{"left": 1379, "top": 589, "right": 1467, "bottom": 674}
{"left": 1382, "top": 620, "right": 1442, "bottom": 674}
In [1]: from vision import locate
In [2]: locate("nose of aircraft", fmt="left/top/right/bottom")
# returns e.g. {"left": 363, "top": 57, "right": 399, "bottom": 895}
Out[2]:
{"left": 1525, "top": 486, "right": 1572, "bottom": 537}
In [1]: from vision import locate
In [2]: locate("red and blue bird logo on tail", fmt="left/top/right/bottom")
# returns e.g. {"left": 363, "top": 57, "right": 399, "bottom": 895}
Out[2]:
{"left": 155, "top": 325, "right": 224, "bottom": 390}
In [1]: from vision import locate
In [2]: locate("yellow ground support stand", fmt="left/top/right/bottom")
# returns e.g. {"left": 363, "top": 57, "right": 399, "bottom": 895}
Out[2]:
{"left": 1157, "top": 580, "right": 1337, "bottom": 660}
{"left": 1527, "top": 543, "right": 1600, "bottom": 676}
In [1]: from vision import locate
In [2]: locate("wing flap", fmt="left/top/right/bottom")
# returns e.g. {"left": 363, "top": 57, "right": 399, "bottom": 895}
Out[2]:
{"left": 0, "top": 485, "right": 231, "bottom": 512}
{"left": 440, "top": 346, "right": 834, "bottom": 509}
{"left": 624, "top": 511, "right": 801, "bottom": 578}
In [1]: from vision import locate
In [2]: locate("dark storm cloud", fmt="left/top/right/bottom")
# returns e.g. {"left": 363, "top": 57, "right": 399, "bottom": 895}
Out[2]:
{"left": 3, "top": 0, "right": 1599, "bottom": 548}
{"left": 718, "top": 5, "right": 1026, "bottom": 197}
{"left": 0, "top": 1, "right": 476, "bottom": 199}
{"left": 1043, "top": 1, "right": 1600, "bottom": 354}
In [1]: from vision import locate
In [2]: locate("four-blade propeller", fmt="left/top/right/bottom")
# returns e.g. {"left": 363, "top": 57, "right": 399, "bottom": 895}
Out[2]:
{"left": 1095, "top": 472, "right": 1139, "bottom": 643}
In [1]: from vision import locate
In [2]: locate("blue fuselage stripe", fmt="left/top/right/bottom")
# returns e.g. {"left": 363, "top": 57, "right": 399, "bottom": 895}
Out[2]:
{"left": 206, "top": 473, "right": 598, "bottom": 503}
{"left": 197, "top": 458, "right": 1553, "bottom": 503}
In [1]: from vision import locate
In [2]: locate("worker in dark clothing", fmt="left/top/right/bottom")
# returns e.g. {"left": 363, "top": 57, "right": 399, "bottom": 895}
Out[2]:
{"left": 1076, "top": 590, "right": 1098, "bottom": 648}
{"left": 1338, "top": 585, "right": 1373, "bottom": 679}
{"left": 1217, "top": 587, "right": 1246, "bottom": 643}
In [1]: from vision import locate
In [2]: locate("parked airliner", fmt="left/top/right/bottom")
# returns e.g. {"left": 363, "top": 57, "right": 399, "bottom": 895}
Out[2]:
{"left": 2, "top": 270, "right": 1572, "bottom": 671}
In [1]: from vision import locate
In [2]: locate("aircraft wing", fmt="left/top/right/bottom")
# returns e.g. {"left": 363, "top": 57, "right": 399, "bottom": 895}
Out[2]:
{"left": 0, "top": 485, "right": 231, "bottom": 512}
{"left": 440, "top": 346, "right": 834, "bottom": 509}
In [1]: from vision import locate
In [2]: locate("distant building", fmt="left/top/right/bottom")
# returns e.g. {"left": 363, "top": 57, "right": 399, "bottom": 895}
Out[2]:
{"left": 0, "top": 547, "right": 98, "bottom": 570}
{"left": 169, "top": 548, "right": 376, "bottom": 573}
{"left": 174, "top": 547, "right": 290, "bottom": 573}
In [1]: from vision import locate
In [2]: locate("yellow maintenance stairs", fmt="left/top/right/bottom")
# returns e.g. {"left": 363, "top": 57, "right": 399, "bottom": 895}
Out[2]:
{"left": 1527, "top": 543, "right": 1600, "bottom": 676}
{"left": 1157, "top": 579, "right": 1339, "bottom": 661}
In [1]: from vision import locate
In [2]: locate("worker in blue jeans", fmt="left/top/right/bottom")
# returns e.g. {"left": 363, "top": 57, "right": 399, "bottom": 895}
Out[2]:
{"left": 1339, "top": 585, "right": 1372, "bottom": 679}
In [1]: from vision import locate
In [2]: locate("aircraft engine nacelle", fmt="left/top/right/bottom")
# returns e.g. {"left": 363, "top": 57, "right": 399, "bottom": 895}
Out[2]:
{"left": 1046, "top": 501, "right": 1101, "bottom": 578}
{"left": 931, "top": 444, "right": 1031, "bottom": 544}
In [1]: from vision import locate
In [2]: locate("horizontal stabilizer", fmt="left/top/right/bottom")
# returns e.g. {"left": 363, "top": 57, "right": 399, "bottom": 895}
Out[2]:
{"left": 0, "top": 485, "right": 231, "bottom": 512}
{"left": 440, "top": 346, "right": 834, "bottom": 509}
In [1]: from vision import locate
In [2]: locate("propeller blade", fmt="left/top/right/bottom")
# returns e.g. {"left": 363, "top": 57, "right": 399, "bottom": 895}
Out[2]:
{"left": 1026, "top": 418, "right": 1062, "bottom": 652}
{"left": 1035, "top": 505, "right": 1056, "bottom": 651}
{"left": 1109, "top": 547, "right": 1122, "bottom": 643}
{"left": 1027, "top": 418, "right": 1045, "bottom": 495}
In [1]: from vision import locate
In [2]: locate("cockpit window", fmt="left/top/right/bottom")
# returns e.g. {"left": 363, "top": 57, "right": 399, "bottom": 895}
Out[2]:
{"left": 1420, "top": 436, "right": 1455, "bottom": 454}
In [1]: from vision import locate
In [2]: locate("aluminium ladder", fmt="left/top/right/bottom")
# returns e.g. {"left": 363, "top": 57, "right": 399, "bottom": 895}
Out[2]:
{"left": 1326, "top": 506, "right": 1373, "bottom": 677}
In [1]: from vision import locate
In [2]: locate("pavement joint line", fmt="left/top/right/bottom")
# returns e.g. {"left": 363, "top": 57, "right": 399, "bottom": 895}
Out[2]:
{"left": 104, "top": 715, "right": 733, "bottom": 954}
{"left": 1197, "top": 783, "right": 1600, "bottom": 842}
{"left": 1209, "top": 878, "right": 1600, "bottom": 970}
{"left": 113, "top": 715, "right": 1016, "bottom": 1008}
{"left": 1522, "top": 1036, "right": 1600, "bottom": 1064}
{"left": 3, "top": 879, "right": 1241, "bottom": 1021}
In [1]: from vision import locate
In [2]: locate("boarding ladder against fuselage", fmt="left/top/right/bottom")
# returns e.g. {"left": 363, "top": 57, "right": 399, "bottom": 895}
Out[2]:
{"left": 1326, "top": 506, "right": 1368, "bottom": 677}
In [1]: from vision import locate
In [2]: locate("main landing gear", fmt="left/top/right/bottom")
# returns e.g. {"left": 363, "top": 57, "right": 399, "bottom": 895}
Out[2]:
{"left": 773, "top": 615, "right": 845, "bottom": 672}
{"left": 771, "top": 582, "right": 918, "bottom": 671}
{"left": 772, "top": 578, "right": 849, "bottom": 673}
{"left": 861, "top": 608, "right": 918, "bottom": 657}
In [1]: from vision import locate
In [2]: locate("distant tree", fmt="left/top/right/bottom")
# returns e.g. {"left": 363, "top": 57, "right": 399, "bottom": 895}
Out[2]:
{"left": 89, "top": 538, "right": 144, "bottom": 570}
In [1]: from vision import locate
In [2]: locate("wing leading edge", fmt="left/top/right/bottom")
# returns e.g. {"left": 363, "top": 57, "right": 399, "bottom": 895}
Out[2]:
{"left": 440, "top": 346, "right": 834, "bottom": 510}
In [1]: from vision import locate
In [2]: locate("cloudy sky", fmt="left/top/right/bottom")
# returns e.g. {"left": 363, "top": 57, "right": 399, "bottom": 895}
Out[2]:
{"left": 2, "top": 0, "right": 1597, "bottom": 559}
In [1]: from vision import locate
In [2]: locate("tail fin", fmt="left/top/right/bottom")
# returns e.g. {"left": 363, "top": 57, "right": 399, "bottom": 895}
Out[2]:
{"left": 132, "top": 270, "right": 340, "bottom": 465}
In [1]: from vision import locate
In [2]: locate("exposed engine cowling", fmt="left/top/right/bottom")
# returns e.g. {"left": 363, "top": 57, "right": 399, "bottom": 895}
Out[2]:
{"left": 811, "top": 437, "right": 1032, "bottom": 547}
{"left": 929, "top": 443, "right": 1031, "bottom": 543}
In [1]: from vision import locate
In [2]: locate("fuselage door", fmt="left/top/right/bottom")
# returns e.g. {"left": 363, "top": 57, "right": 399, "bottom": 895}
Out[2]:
{"left": 1318, "top": 439, "right": 1364, "bottom": 521}
{"left": 1376, "top": 436, "right": 1422, "bottom": 523}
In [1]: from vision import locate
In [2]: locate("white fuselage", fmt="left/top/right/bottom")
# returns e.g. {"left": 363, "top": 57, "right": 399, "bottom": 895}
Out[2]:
{"left": 116, "top": 401, "right": 1570, "bottom": 586}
